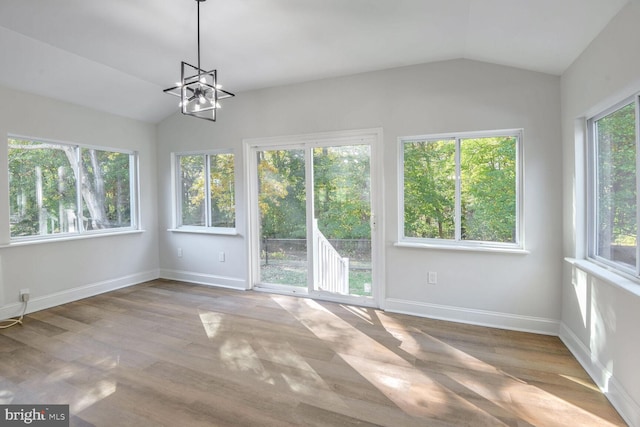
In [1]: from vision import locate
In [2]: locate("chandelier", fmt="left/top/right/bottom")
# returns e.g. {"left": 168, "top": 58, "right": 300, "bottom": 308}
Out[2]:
{"left": 164, "top": 0, "right": 234, "bottom": 122}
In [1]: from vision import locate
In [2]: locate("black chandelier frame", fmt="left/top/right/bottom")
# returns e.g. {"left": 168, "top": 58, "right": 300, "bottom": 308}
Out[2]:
{"left": 164, "top": 0, "right": 234, "bottom": 122}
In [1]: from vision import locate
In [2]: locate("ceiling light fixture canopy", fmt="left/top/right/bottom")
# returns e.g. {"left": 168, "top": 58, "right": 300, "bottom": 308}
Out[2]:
{"left": 164, "top": 0, "right": 234, "bottom": 122}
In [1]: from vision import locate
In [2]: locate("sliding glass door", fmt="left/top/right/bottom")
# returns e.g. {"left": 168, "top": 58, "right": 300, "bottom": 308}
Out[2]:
{"left": 248, "top": 130, "right": 380, "bottom": 305}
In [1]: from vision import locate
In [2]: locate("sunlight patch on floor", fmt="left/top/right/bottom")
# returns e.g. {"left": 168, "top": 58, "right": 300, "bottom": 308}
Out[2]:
{"left": 0, "top": 390, "right": 14, "bottom": 404}
{"left": 250, "top": 334, "right": 348, "bottom": 409}
{"left": 559, "top": 374, "right": 600, "bottom": 392}
{"left": 256, "top": 341, "right": 313, "bottom": 372}
{"left": 272, "top": 296, "right": 503, "bottom": 422}
{"left": 505, "top": 380, "right": 619, "bottom": 427}
{"left": 219, "top": 338, "right": 272, "bottom": 383}
{"left": 45, "top": 365, "right": 86, "bottom": 383}
{"left": 340, "top": 304, "right": 375, "bottom": 325}
{"left": 377, "top": 373, "right": 410, "bottom": 390}
{"left": 73, "top": 379, "right": 117, "bottom": 413}
{"left": 199, "top": 311, "right": 224, "bottom": 338}
{"left": 272, "top": 294, "right": 620, "bottom": 426}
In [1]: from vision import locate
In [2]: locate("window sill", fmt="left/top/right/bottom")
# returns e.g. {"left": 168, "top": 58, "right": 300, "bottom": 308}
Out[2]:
{"left": 1, "top": 229, "right": 145, "bottom": 248}
{"left": 394, "top": 241, "right": 529, "bottom": 254}
{"left": 168, "top": 227, "right": 238, "bottom": 236}
{"left": 565, "top": 258, "right": 640, "bottom": 297}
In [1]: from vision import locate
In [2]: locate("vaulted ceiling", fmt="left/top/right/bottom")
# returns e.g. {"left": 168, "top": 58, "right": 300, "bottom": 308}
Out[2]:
{"left": 0, "top": 0, "right": 630, "bottom": 123}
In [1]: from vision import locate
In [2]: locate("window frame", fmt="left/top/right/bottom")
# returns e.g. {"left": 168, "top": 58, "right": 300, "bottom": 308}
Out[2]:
{"left": 586, "top": 94, "right": 640, "bottom": 278}
{"left": 7, "top": 134, "right": 140, "bottom": 242}
{"left": 398, "top": 129, "right": 524, "bottom": 251}
{"left": 171, "top": 149, "right": 237, "bottom": 235}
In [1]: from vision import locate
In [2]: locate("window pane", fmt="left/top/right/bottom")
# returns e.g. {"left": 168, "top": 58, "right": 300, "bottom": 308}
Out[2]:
{"left": 179, "top": 155, "right": 206, "bottom": 226}
{"left": 81, "top": 148, "right": 132, "bottom": 230}
{"left": 460, "top": 136, "right": 517, "bottom": 243}
{"left": 258, "top": 149, "right": 308, "bottom": 287}
{"left": 595, "top": 103, "right": 637, "bottom": 268}
{"left": 8, "top": 139, "right": 78, "bottom": 237}
{"left": 403, "top": 140, "right": 456, "bottom": 239}
{"left": 314, "top": 145, "right": 372, "bottom": 296}
{"left": 209, "top": 153, "right": 235, "bottom": 228}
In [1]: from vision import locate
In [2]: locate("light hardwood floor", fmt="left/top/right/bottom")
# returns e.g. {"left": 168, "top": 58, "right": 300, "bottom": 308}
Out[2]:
{"left": 0, "top": 279, "right": 626, "bottom": 426}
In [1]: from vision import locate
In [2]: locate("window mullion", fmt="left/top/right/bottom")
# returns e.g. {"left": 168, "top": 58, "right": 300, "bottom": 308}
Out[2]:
{"left": 454, "top": 138, "right": 462, "bottom": 242}
{"left": 204, "top": 154, "right": 212, "bottom": 227}
{"left": 174, "top": 155, "right": 182, "bottom": 228}
{"left": 636, "top": 96, "right": 640, "bottom": 277}
{"left": 76, "top": 146, "right": 84, "bottom": 233}
{"left": 588, "top": 120, "right": 597, "bottom": 260}
{"left": 130, "top": 153, "right": 139, "bottom": 229}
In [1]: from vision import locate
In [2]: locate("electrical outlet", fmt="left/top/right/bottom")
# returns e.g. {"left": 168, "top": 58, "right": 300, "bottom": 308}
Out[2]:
{"left": 20, "top": 288, "right": 30, "bottom": 302}
{"left": 428, "top": 271, "right": 437, "bottom": 285}
{"left": 218, "top": 252, "right": 225, "bottom": 262}
{"left": 177, "top": 248, "right": 183, "bottom": 258}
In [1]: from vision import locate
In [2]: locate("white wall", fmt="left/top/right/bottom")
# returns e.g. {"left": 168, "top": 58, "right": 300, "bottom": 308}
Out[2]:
{"left": 0, "top": 85, "right": 160, "bottom": 319}
{"left": 561, "top": 2, "right": 640, "bottom": 426}
{"left": 157, "top": 58, "right": 563, "bottom": 334}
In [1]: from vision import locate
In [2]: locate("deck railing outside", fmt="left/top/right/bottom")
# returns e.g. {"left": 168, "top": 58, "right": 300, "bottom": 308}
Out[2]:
{"left": 313, "top": 219, "right": 349, "bottom": 294}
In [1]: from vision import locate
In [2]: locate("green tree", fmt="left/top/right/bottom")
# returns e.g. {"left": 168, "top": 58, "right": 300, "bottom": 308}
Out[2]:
{"left": 595, "top": 103, "right": 636, "bottom": 263}
{"left": 209, "top": 153, "right": 235, "bottom": 228}
{"left": 9, "top": 140, "right": 76, "bottom": 236}
{"left": 460, "top": 137, "right": 516, "bottom": 242}
{"left": 403, "top": 140, "right": 456, "bottom": 239}
{"left": 8, "top": 138, "right": 132, "bottom": 236}
{"left": 258, "top": 146, "right": 372, "bottom": 241}
{"left": 403, "top": 136, "right": 517, "bottom": 243}
{"left": 258, "top": 149, "right": 306, "bottom": 238}
{"left": 314, "top": 145, "right": 371, "bottom": 239}
{"left": 180, "top": 154, "right": 206, "bottom": 226}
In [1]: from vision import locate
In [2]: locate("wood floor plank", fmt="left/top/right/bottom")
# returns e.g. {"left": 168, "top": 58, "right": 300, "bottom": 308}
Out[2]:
{"left": 0, "top": 279, "right": 627, "bottom": 426}
{"left": 0, "top": 333, "right": 26, "bottom": 353}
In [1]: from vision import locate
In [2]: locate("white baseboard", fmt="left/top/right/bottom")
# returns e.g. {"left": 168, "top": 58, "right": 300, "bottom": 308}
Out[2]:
{"left": 560, "top": 323, "right": 640, "bottom": 427}
{"left": 159, "top": 269, "right": 247, "bottom": 290}
{"left": 384, "top": 298, "right": 560, "bottom": 336}
{"left": 0, "top": 269, "right": 160, "bottom": 320}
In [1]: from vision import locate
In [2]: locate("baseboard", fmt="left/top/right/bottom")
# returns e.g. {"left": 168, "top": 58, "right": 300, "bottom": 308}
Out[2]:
{"left": 159, "top": 269, "right": 247, "bottom": 290}
{"left": 0, "top": 269, "right": 160, "bottom": 320}
{"left": 560, "top": 323, "right": 640, "bottom": 427}
{"left": 384, "top": 298, "right": 560, "bottom": 336}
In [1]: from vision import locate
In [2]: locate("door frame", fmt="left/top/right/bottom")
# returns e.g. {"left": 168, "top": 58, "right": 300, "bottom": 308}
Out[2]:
{"left": 244, "top": 128, "right": 385, "bottom": 308}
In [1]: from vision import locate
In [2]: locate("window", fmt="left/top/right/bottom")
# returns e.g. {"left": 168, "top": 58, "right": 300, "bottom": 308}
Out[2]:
{"left": 8, "top": 137, "right": 138, "bottom": 239}
{"left": 588, "top": 96, "right": 639, "bottom": 275}
{"left": 399, "top": 129, "right": 522, "bottom": 249}
{"left": 175, "top": 151, "right": 235, "bottom": 230}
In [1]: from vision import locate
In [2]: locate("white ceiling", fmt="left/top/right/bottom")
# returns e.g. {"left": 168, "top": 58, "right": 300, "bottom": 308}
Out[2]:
{"left": 0, "top": 0, "right": 629, "bottom": 123}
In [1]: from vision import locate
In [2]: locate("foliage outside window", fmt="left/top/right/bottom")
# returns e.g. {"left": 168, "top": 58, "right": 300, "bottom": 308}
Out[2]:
{"left": 8, "top": 137, "right": 137, "bottom": 239}
{"left": 400, "top": 130, "right": 521, "bottom": 248}
{"left": 588, "top": 97, "right": 639, "bottom": 275}
{"left": 255, "top": 146, "right": 371, "bottom": 240}
{"left": 176, "top": 152, "right": 235, "bottom": 229}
